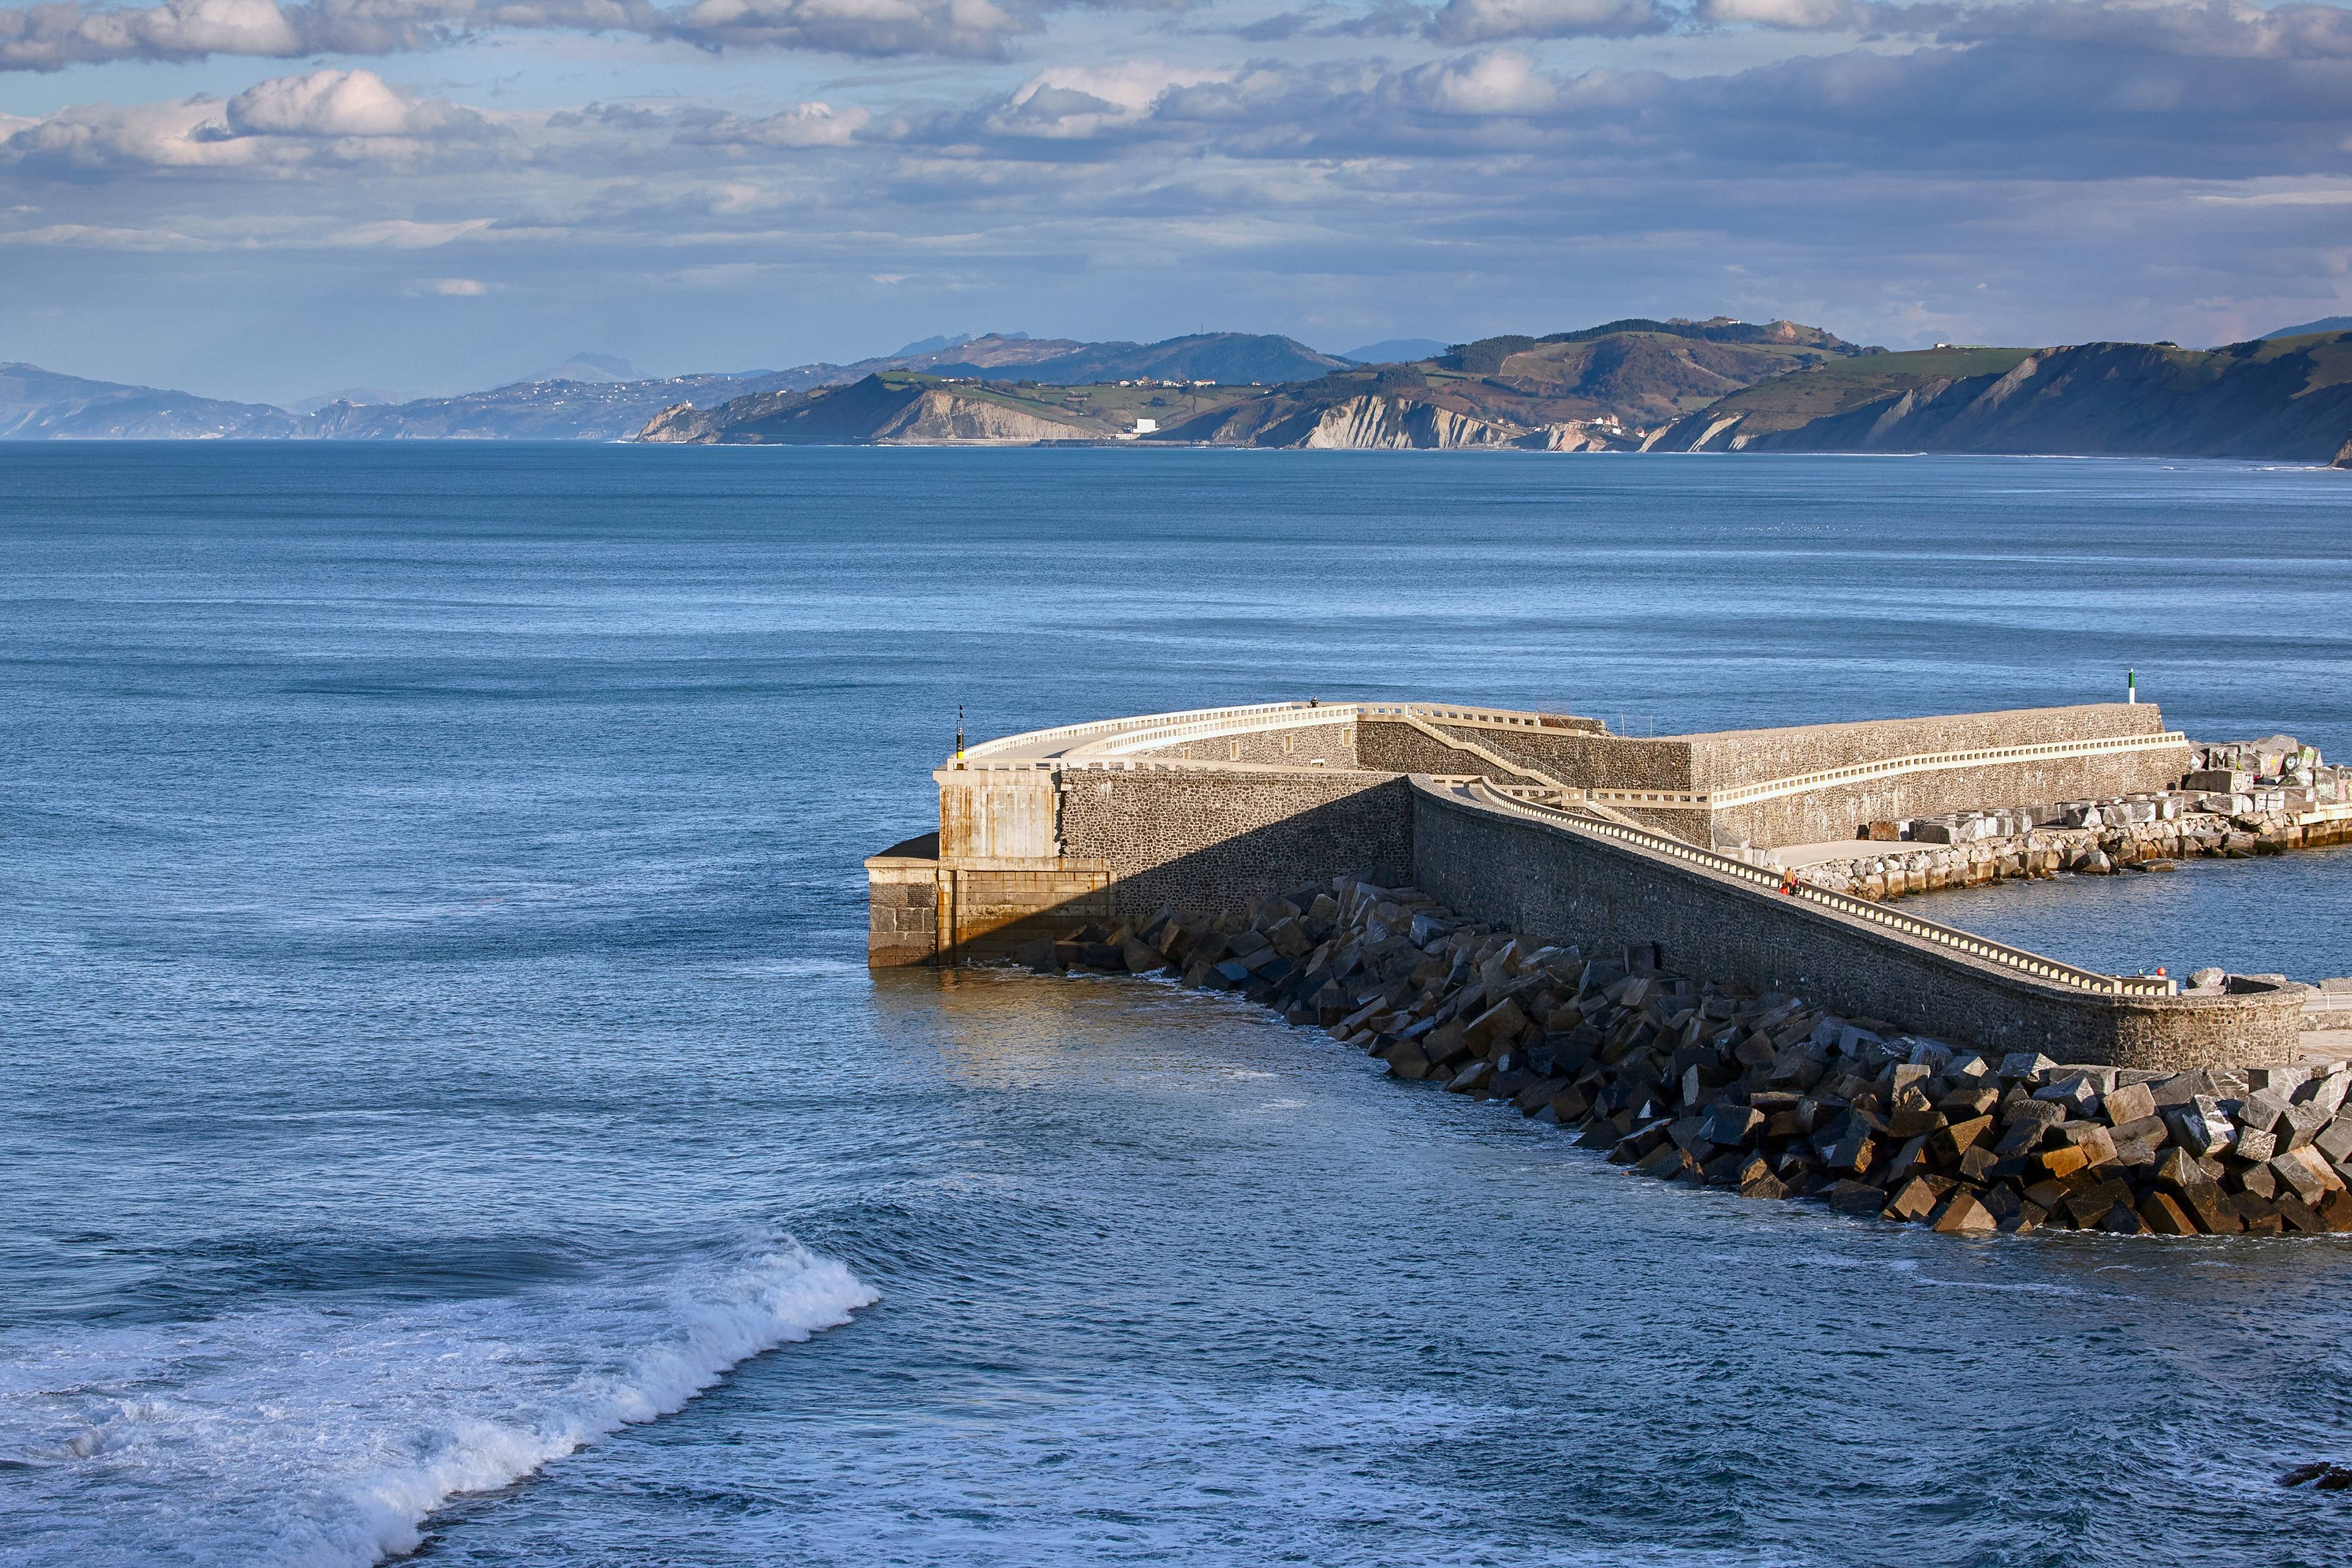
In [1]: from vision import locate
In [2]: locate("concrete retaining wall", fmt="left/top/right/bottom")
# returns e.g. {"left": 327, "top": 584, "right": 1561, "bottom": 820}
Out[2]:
{"left": 1409, "top": 781, "right": 2305, "bottom": 1070}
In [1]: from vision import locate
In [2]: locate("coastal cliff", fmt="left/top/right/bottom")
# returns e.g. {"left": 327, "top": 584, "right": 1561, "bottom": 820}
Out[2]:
{"left": 1646, "top": 334, "right": 2352, "bottom": 462}
{"left": 637, "top": 374, "right": 1093, "bottom": 445}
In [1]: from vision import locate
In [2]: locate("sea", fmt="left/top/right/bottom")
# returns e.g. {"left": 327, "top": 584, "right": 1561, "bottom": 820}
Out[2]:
{"left": 3, "top": 444, "right": 2349, "bottom": 1567}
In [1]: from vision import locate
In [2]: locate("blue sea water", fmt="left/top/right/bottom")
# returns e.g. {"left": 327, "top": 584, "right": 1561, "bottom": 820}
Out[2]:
{"left": 3, "top": 443, "right": 2351, "bottom": 1567}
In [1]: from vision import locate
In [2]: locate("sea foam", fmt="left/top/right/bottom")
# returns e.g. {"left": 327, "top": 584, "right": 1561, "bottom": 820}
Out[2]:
{"left": 0, "top": 1235, "right": 876, "bottom": 1567}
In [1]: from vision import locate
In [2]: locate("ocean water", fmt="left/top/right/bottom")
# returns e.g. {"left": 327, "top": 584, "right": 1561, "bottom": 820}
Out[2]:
{"left": 3, "top": 443, "right": 2350, "bottom": 1567}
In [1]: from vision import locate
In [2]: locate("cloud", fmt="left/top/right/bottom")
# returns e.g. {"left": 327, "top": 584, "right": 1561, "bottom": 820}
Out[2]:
{"left": 679, "top": 99, "right": 871, "bottom": 146}
{"left": 0, "top": 0, "right": 296, "bottom": 70}
{"left": 1693, "top": 0, "right": 1863, "bottom": 30}
{"left": 0, "top": 0, "right": 1010, "bottom": 70}
{"left": 978, "top": 60, "right": 1235, "bottom": 138}
{"left": 1395, "top": 47, "right": 1563, "bottom": 110}
{"left": 1426, "top": 0, "right": 1666, "bottom": 42}
{"left": 663, "top": 0, "right": 1025, "bottom": 56}
{"left": 330, "top": 215, "right": 496, "bottom": 244}
{"left": 211, "top": 67, "right": 484, "bottom": 137}
{"left": 0, "top": 218, "right": 214, "bottom": 245}
{"left": 0, "top": 68, "right": 491, "bottom": 172}
{"left": 403, "top": 273, "right": 489, "bottom": 291}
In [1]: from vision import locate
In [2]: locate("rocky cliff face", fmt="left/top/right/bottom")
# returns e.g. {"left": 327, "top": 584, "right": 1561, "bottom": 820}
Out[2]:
{"left": 1290, "top": 395, "right": 1522, "bottom": 449}
{"left": 1648, "top": 335, "right": 2352, "bottom": 461}
{"left": 634, "top": 375, "right": 1094, "bottom": 445}
{"left": 871, "top": 390, "right": 1092, "bottom": 444}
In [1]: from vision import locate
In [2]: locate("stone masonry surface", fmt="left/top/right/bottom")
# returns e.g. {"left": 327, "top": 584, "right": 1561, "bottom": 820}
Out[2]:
{"left": 1055, "top": 767, "right": 1413, "bottom": 922}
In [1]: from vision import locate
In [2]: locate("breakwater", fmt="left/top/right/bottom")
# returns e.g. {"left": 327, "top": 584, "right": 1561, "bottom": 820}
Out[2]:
{"left": 1013, "top": 877, "right": 2352, "bottom": 1237}
{"left": 871, "top": 698, "right": 2322, "bottom": 1069}
{"left": 1776, "top": 734, "right": 2351, "bottom": 903}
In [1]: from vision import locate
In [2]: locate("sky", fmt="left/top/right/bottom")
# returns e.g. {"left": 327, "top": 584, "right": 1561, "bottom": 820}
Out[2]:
{"left": 3, "top": 0, "right": 2351, "bottom": 403}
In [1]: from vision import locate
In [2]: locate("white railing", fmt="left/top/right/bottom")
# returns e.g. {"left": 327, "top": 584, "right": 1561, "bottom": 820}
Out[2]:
{"left": 1447, "top": 778, "right": 2176, "bottom": 998}
{"left": 962, "top": 700, "right": 1331, "bottom": 761}
{"left": 957, "top": 698, "right": 1608, "bottom": 767}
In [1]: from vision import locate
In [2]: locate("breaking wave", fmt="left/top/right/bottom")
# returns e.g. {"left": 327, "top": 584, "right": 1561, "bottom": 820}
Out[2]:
{"left": 0, "top": 1236, "right": 876, "bottom": 1567}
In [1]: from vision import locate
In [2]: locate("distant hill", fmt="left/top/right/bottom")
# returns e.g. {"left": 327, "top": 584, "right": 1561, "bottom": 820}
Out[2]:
{"left": 913, "top": 331, "right": 1348, "bottom": 385}
{"left": 637, "top": 317, "right": 1870, "bottom": 450}
{"left": 2265, "top": 317, "right": 2352, "bottom": 340}
{"left": 1340, "top": 338, "right": 1449, "bottom": 364}
{"left": 638, "top": 370, "right": 1351, "bottom": 446}
{"left": 300, "top": 370, "right": 802, "bottom": 440}
{"left": 1130, "top": 317, "right": 1869, "bottom": 448}
{"left": 1644, "top": 336, "right": 2352, "bottom": 462}
{"left": 0, "top": 330, "right": 1344, "bottom": 441}
{"left": 0, "top": 362, "right": 298, "bottom": 439}
{"left": 525, "top": 352, "right": 641, "bottom": 384}
{"left": 639, "top": 372, "right": 1127, "bottom": 445}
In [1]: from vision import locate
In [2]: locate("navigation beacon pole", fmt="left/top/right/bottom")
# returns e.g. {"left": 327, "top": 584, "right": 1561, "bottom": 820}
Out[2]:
{"left": 2127, "top": 668, "right": 2138, "bottom": 705}
{"left": 955, "top": 705, "right": 966, "bottom": 770}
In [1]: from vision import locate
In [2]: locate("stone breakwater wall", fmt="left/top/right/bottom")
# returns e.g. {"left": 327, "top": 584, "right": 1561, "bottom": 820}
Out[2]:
{"left": 1793, "top": 809, "right": 2352, "bottom": 903}
{"left": 871, "top": 698, "right": 2309, "bottom": 1068}
{"left": 1008, "top": 877, "right": 2352, "bottom": 1238}
{"left": 1410, "top": 783, "right": 2305, "bottom": 1070}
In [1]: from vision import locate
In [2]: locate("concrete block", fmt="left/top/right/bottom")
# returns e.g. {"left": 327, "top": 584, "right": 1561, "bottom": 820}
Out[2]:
{"left": 2102, "top": 1082, "right": 2157, "bottom": 1129}
{"left": 2238, "top": 1088, "right": 2294, "bottom": 1134}
{"left": 1932, "top": 1192, "right": 1999, "bottom": 1234}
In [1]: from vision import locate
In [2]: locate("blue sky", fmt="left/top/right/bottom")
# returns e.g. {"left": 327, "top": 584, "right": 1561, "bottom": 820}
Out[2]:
{"left": 3, "top": 0, "right": 2350, "bottom": 403}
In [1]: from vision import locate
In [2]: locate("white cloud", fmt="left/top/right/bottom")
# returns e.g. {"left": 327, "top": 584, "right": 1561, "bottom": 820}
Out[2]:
{"left": 0, "top": 0, "right": 298, "bottom": 70}
{"left": 682, "top": 100, "right": 871, "bottom": 148}
{"left": 0, "top": 219, "right": 214, "bottom": 246}
{"left": 1399, "top": 49, "right": 1562, "bottom": 112}
{"left": 329, "top": 215, "right": 497, "bottom": 244}
{"left": 666, "top": 0, "right": 1024, "bottom": 56}
{"left": 1426, "top": 0, "right": 1666, "bottom": 43}
{"left": 0, "top": 68, "right": 491, "bottom": 173}
{"left": 1694, "top": 0, "right": 1863, "bottom": 30}
{"left": 990, "top": 60, "right": 1234, "bottom": 137}
{"left": 218, "top": 68, "right": 474, "bottom": 138}
{"left": 404, "top": 274, "right": 491, "bottom": 292}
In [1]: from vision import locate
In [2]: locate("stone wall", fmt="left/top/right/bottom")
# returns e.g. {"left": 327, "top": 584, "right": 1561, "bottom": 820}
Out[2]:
{"left": 1712, "top": 746, "right": 2194, "bottom": 849}
{"left": 1412, "top": 724, "right": 1698, "bottom": 792}
{"left": 867, "top": 832, "right": 943, "bottom": 967}
{"left": 1056, "top": 767, "right": 1414, "bottom": 922}
{"left": 1682, "top": 703, "right": 2171, "bottom": 787}
{"left": 1126, "top": 719, "right": 1360, "bottom": 768}
{"left": 1409, "top": 782, "right": 2305, "bottom": 1070}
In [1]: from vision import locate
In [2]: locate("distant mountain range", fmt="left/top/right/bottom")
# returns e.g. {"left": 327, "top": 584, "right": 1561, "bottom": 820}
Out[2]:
{"left": 15, "top": 320, "right": 2352, "bottom": 464}
{"left": 0, "top": 332, "right": 1347, "bottom": 441}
